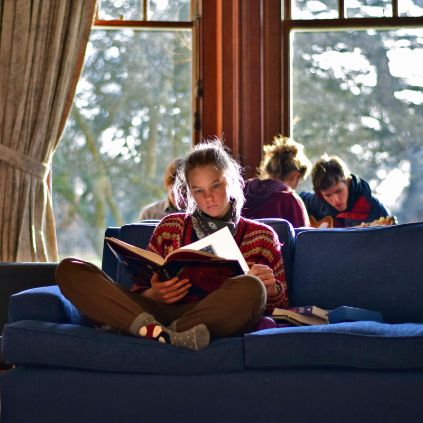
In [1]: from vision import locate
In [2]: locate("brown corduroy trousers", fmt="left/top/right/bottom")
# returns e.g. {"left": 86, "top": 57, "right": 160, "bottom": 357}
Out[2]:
{"left": 55, "top": 258, "right": 267, "bottom": 339}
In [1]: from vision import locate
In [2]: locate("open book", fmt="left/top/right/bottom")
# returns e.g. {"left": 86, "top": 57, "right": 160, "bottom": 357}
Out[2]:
{"left": 272, "top": 306, "right": 329, "bottom": 326}
{"left": 106, "top": 226, "right": 249, "bottom": 296}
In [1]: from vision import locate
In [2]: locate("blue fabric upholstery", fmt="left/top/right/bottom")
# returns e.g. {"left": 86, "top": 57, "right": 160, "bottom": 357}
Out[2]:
{"left": 8, "top": 285, "right": 87, "bottom": 326}
{"left": 0, "top": 262, "right": 57, "bottom": 333}
{"left": 3, "top": 220, "right": 423, "bottom": 423}
{"left": 101, "top": 226, "right": 120, "bottom": 280}
{"left": 245, "top": 321, "right": 423, "bottom": 370}
{"left": 115, "top": 222, "right": 157, "bottom": 287}
{"left": 290, "top": 222, "right": 423, "bottom": 322}
{"left": 2, "top": 366, "right": 423, "bottom": 423}
{"left": 2, "top": 320, "right": 244, "bottom": 375}
{"left": 256, "top": 218, "right": 295, "bottom": 287}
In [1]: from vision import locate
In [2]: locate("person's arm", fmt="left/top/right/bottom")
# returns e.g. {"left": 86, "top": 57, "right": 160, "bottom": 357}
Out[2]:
{"left": 247, "top": 263, "right": 286, "bottom": 303}
{"left": 131, "top": 214, "right": 186, "bottom": 294}
{"left": 241, "top": 223, "right": 288, "bottom": 311}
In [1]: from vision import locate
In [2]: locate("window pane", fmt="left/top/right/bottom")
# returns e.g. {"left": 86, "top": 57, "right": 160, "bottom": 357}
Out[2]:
{"left": 292, "top": 28, "right": 423, "bottom": 224}
{"left": 98, "top": 0, "right": 143, "bottom": 20}
{"left": 399, "top": 0, "right": 423, "bottom": 17}
{"left": 148, "top": 0, "right": 191, "bottom": 21}
{"left": 345, "top": 0, "right": 392, "bottom": 18}
{"left": 98, "top": 0, "right": 191, "bottom": 21}
{"left": 53, "top": 29, "right": 193, "bottom": 263}
{"left": 292, "top": 0, "right": 339, "bottom": 19}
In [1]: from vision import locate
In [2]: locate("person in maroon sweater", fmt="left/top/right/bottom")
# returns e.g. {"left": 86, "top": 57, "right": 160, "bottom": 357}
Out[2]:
{"left": 242, "top": 135, "right": 311, "bottom": 227}
{"left": 56, "top": 140, "right": 287, "bottom": 351}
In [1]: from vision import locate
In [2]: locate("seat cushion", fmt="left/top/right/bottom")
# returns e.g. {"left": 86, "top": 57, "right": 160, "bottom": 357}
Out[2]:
{"left": 245, "top": 322, "right": 423, "bottom": 370}
{"left": 2, "top": 320, "right": 244, "bottom": 375}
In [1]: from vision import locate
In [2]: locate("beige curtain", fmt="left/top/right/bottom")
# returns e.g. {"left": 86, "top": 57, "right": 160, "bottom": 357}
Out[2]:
{"left": 0, "top": 0, "right": 97, "bottom": 261}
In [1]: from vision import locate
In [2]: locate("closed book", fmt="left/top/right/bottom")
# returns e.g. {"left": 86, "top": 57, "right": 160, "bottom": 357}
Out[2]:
{"left": 272, "top": 306, "right": 328, "bottom": 326}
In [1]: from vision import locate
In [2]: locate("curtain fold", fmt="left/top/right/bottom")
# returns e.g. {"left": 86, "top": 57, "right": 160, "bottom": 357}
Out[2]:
{"left": 0, "top": 0, "right": 97, "bottom": 261}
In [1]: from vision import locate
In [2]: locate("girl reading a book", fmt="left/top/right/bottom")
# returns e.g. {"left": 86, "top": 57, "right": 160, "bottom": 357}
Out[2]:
{"left": 56, "top": 139, "right": 288, "bottom": 351}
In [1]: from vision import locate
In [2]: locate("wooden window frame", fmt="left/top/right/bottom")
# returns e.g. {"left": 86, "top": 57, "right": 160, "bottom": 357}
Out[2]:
{"left": 93, "top": 2, "right": 198, "bottom": 144}
{"left": 200, "top": 0, "right": 423, "bottom": 177}
{"left": 281, "top": 0, "right": 423, "bottom": 135}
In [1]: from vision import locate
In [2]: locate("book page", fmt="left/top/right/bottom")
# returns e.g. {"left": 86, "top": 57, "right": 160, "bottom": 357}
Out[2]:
{"left": 178, "top": 227, "right": 249, "bottom": 273}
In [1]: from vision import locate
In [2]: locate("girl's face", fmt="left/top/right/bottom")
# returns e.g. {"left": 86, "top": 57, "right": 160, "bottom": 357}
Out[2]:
{"left": 187, "top": 165, "right": 231, "bottom": 218}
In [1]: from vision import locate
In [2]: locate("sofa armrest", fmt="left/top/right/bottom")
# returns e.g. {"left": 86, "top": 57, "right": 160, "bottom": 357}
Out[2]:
{"left": 0, "top": 262, "right": 57, "bottom": 333}
{"left": 8, "top": 286, "right": 88, "bottom": 326}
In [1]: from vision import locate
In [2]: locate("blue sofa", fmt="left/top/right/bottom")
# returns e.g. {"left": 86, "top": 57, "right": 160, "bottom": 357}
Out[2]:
{"left": 2, "top": 219, "right": 423, "bottom": 423}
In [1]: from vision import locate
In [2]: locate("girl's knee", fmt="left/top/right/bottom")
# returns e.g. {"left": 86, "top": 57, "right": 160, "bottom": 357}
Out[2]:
{"left": 228, "top": 274, "right": 266, "bottom": 302}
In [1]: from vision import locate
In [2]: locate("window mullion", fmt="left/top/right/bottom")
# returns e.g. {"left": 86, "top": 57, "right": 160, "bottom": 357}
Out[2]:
{"left": 142, "top": 0, "right": 147, "bottom": 21}
{"left": 339, "top": 0, "right": 345, "bottom": 19}
{"left": 392, "top": 0, "right": 398, "bottom": 18}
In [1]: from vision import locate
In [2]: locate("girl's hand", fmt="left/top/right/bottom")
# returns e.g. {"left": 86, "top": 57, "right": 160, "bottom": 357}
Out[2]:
{"left": 247, "top": 263, "right": 279, "bottom": 296}
{"left": 142, "top": 272, "right": 191, "bottom": 304}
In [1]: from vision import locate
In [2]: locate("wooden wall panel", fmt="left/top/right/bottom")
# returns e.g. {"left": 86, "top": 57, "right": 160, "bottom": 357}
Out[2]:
{"left": 199, "top": 0, "right": 221, "bottom": 141}
{"left": 263, "top": 0, "right": 283, "bottom": 143}
{"left": 199, "top": 0, "right": 283, "bottom": 178}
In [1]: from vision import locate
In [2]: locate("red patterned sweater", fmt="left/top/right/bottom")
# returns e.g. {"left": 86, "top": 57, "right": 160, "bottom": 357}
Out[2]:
{"left": 131, "top": 213, "right": 288, "bottom": 312}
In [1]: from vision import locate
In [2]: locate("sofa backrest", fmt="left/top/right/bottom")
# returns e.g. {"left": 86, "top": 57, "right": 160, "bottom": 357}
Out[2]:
{"left": 290, "top": 222, "right": 423, "bottom": 323}
{"left": 255, "top": 218, "right": 295, "bottom": 289}
{"left": 102, "top": 218, "right": 295, "bottom": 289}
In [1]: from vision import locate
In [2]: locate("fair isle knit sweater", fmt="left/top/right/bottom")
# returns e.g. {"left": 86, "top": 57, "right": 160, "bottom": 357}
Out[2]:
{"left": 131, "top": 213, "right": 288, "bottom": 312}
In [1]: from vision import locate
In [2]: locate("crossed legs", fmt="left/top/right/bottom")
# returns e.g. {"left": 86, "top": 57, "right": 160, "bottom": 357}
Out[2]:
{"left": 56, "top": 258, "right": 266, "bottom": 350}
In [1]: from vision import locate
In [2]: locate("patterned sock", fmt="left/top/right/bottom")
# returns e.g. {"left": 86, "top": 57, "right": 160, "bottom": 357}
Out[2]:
{"left": 130, "top": 313, "right": 210, "bottom": 351}
{"left": 168, "top": 319, "right": 178, "bottom": 331}
{"left": 139, "top": 322, "right": 210, "bottom": 351}
{"left": 129, "top": 312, "right": 160, "bottom": 334}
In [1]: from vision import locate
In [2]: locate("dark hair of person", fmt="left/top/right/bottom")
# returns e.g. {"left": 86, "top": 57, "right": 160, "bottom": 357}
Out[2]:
{"left": 173, "top": 138, "right": 245, "bottom": 217}
{"left": 258, "top": 135, "right": 311, "bottom": 181}
{"left": 312, "top": 154, "right": 351, "bottom": 193}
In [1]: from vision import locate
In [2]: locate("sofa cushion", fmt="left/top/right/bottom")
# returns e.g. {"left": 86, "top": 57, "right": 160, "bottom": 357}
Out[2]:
{"left": 245, "top": 322, "right": 423, "bottom": 370}
{"left": 8, "top": 286, "right": 87, "bottom": 325}
{"left": 2, "top": 320, "right": 244, "bottom": 375}
{"left": 290, "top": 222, "right": 423, "bottom": 323}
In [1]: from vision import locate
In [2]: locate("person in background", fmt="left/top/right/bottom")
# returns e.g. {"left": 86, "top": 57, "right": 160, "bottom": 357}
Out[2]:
{"left": 242, "top": 135, "right": 311, "bottom": 227}
{"left": 139, "top": 157, "right": 185, "bottom": 220}
{"left": 56, "top": 139, "right": 287, "bottom": 351}
{"left": 300, "top": 154, "right": 393, "bottom": 228}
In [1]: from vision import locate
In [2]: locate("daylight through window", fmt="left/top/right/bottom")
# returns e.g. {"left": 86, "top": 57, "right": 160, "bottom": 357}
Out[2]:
{"left": 53, "top": 0, "right": 194, "bottom": 263}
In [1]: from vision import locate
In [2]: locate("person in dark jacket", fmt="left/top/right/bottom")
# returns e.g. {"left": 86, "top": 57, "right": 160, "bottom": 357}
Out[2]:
{"left": 242, "top": 136, "right": 311, "bottom": 227}
{"left": 300, "top": 154, "right": 393, "bottom": 228}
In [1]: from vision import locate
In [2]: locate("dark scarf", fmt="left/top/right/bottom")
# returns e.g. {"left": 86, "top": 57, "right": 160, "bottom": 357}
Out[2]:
{"left": 191, "top": 203, "right": 238, "bottom": 239}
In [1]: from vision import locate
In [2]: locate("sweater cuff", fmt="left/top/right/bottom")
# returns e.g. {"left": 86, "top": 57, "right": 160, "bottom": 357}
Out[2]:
{"left": 266, "top": 281, "right": 288, "bottom": 310}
